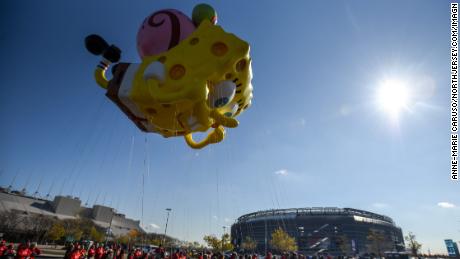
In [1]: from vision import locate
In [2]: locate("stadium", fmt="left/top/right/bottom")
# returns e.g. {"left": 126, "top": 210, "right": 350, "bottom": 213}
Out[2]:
{"left": 231, "top": 207, "right": 405, "bottom": 256}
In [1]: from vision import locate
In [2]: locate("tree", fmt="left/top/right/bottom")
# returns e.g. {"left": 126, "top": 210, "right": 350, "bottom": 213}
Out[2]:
{"left": 150, "top": 238, "right": 163, "bottom": 246}
{"left": 335, "top": 235, "right": 352, "bottom": 256}
{"left": 128, "top": 229, "right": 140, "bottom": 239}
{"left": 76, "top": 218, "right": 97, "bottom": 240}
{"left": 47, "top": 222, "right": 65, "bottom": 242}
{"left": 90, "top": 226, "right": 105, "bottom": 243}
{"left": 270, "top": 228, "right": 298, "bottom": 252}
{"left": 61, "top": 219, "right": 84, "bottom": 241}
{"left": 405, "top": 232, "right": 422, "bottom": 256}
{"left": 24, "top": 214, "right": 55, "bottom": 241}
{"left": 241, "top": 236, "right": 257, "bottom": 252}
{"left": 0, "top": 210, "right": 24, "bottom": 234}
{"left": 204, "top": 235, "right": 221, "bottom": 250}
{"left": 221, "top": 233, "right": 234, "bottom": 251}
{"left": 204, "top": 234, "right": 233, "bottom": 252}
{"left": 366, "top": 229, "right": 390, "bottom": 257}
{"left": 191, "top": 241, "right": 204, "bottom": 250}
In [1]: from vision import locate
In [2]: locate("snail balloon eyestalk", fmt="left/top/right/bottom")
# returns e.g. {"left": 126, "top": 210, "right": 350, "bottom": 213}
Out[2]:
{"left": 192, "top": 3, "right": 217, "bottom": 26}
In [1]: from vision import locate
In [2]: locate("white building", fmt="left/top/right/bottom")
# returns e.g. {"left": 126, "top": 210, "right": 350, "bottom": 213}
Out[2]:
{"left": 0, "top": 188, "right": 142, "bottom": 236}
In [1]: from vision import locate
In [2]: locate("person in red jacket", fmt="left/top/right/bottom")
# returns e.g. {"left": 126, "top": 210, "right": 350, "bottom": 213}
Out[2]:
{"left": 29, "top": 243, "right": 41, "bottom": 259}
{"left": 79, "top": 245, "right": 87, "bottom": 259}
{"left": 4, "top": 244, "right": 16, "bottom": 258}
{"left": 171, "top": 250, "right": 180, "bottom": 259}
{"left": 15, "top": 242, "right": 40, "bottom": 259}
{"left": 134, "top": 248, "right": 143, "bottom": 259}
{"left": 118, "top": 246, "right": 125, "bottom": 259}
{"left": 69, "top": 245, "right": 82, "bottom": 259}
{"left": 265, "top": 252, "right": 272, "bottom": 259}
{"left": 0, "top": 240, "right": 7, "bottom": 256}
{"left": 15, "top": 242, "right": 31, "bottom": 259}
{"left": 128, "top": 248, "right": 135, "bottom": 259}
{"left": 88, "top": 245, "right": 96, "bottom": 259}
{"left": 155, "top": 245, "right": 165, "bottom": 258}
{"left": 95, "top": 244, "right": 105, "bottom": 259}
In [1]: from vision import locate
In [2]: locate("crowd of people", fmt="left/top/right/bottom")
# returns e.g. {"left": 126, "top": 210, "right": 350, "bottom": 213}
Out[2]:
{"left": 62, "top": 244, "right": 336, "bottom": 259}
{"left": 63, "top": 243, "right": 172, "bottom": 259}
{"left": 0, "top": 240, "right": 41, "bottom": 259}
{"left": 0, "top": 239, "right": 390, "bottom": 259}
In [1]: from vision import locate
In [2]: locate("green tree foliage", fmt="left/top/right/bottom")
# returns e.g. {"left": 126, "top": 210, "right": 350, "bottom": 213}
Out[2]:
{"left": 77, "top": 218, "right": 97, "bottom": 240}
{"left": 60, "top": 218, "right": 103, "bottom": 241}
{"left": 61, "top": 219, "right": 81, "bottom": 241}
{"left": 241, "top": 236, "right": 257, "bottom": 252}
{"left": 47, "top": 222, "right": 65, "bottom": 241}
{"left": 405, "top": 232, "right": 422, "bottom": 256}
{"left": 221, "top": 233, "right": 234, "bottom": 251}
{"left": 90, "top": 226, "right": 105, "bottom": 243}
{"left": 270, "top": 228, "right": 298, "bottom": 252}
{"left": 204, "top": 234, "right": 233, "bottom": 251}
{"left": 150, "top": 238, "right": 162, "bottom": 246}
{"left": 204, "top": 235, "right": 221, "bottom": 251}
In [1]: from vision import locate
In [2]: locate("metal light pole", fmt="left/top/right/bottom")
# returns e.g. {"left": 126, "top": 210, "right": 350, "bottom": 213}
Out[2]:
{"left": 222, "top": 226, "right": 227, "bottom": 253}
{"left": 163, "top": 208, "right": 172, "bottom": 246}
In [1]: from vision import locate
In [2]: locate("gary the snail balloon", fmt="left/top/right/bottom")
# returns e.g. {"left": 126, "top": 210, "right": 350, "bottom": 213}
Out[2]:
{"left": 85, "top": 4, "right": 253, "bottom": 149}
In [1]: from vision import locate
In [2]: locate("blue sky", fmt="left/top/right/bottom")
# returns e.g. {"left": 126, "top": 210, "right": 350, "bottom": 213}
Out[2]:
{"left": 0, "top": 0, "right": 457, "bottom": 253}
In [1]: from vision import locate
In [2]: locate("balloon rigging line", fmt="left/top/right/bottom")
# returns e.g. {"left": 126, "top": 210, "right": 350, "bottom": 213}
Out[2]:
{"left": 8, "top": 168, "right": 20, "bottom": 189}
{"left": 69, "top": 110, "right": 118, "bottom": 196}
{"left": 57, "top": 100, "right": 106, "bottom": 196}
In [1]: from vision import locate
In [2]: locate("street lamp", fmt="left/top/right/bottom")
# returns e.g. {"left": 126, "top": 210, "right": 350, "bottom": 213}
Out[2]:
{"left": 163, "top": 208, "right": 172, "bottom": 246}
{"left": 222, "top": 226, "right": 227, "bottom": 253}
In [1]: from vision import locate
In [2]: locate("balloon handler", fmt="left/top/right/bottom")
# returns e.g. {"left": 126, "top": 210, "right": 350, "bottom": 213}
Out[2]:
{"left": 85, "top": 4, "right": 253, "bottom": 149}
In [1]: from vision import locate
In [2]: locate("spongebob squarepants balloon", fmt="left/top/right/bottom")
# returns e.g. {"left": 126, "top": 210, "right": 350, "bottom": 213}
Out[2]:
{"left": 85, "top": 4, "right": 253, "bottom": 149}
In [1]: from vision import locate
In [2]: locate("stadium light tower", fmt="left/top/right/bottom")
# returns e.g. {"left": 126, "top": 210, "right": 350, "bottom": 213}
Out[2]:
{"left": 162, "top": 208, "right": 172, "bottom": 245}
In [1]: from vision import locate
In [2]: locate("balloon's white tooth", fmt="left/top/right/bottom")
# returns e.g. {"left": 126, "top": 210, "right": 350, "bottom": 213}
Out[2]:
{"left": 143, "top": 61, "right": 165, "bottom": 82}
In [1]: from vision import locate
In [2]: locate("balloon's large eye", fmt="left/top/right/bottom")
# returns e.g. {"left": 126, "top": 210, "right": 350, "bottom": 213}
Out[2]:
{"left": 207, "top": 80, "right": 236, "bottom": 108}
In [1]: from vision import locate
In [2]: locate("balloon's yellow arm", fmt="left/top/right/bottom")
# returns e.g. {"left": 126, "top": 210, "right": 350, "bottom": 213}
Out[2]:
{"left": 184, "top": 125, "right": 225, "bottom": 149}
{"left": 181, "top": 110, "right": 238, "bottom": 149}
{"left": 94, "top": 60, "right": 110, "bottom": 89}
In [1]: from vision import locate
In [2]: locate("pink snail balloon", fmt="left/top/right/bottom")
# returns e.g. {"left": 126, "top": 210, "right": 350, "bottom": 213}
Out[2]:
{"left": 137, "top": 9, "right": 196, "bottom": 58}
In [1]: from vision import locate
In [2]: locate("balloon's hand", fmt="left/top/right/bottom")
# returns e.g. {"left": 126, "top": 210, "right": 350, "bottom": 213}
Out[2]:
{"left": 184, "top": 125, "right": 225, "bottom": 149}
{"left": 210, "top": 109, "right": 238, "bottom": 128}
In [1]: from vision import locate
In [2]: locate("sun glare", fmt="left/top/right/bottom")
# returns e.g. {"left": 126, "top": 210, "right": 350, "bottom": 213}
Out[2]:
{"left": 376, "top": 79, "right": 410, "bottom": 118}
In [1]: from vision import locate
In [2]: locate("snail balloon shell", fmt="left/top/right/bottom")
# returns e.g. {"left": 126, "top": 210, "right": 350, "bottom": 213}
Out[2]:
{"left": 137, "top": 9, "right": 196, "bottom": 58}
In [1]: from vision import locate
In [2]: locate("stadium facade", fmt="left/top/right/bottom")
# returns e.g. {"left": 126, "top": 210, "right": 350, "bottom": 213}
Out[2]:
{"left": 0, "top": 188, "right": 142, "bottom": 236}
{"left": 231, "top": 207, "right": 404, "bottom": 256}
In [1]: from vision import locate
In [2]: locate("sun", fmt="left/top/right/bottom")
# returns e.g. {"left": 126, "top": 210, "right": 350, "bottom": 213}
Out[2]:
{"left": 376, "top": 79, "right": 411, "bottom": 119}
